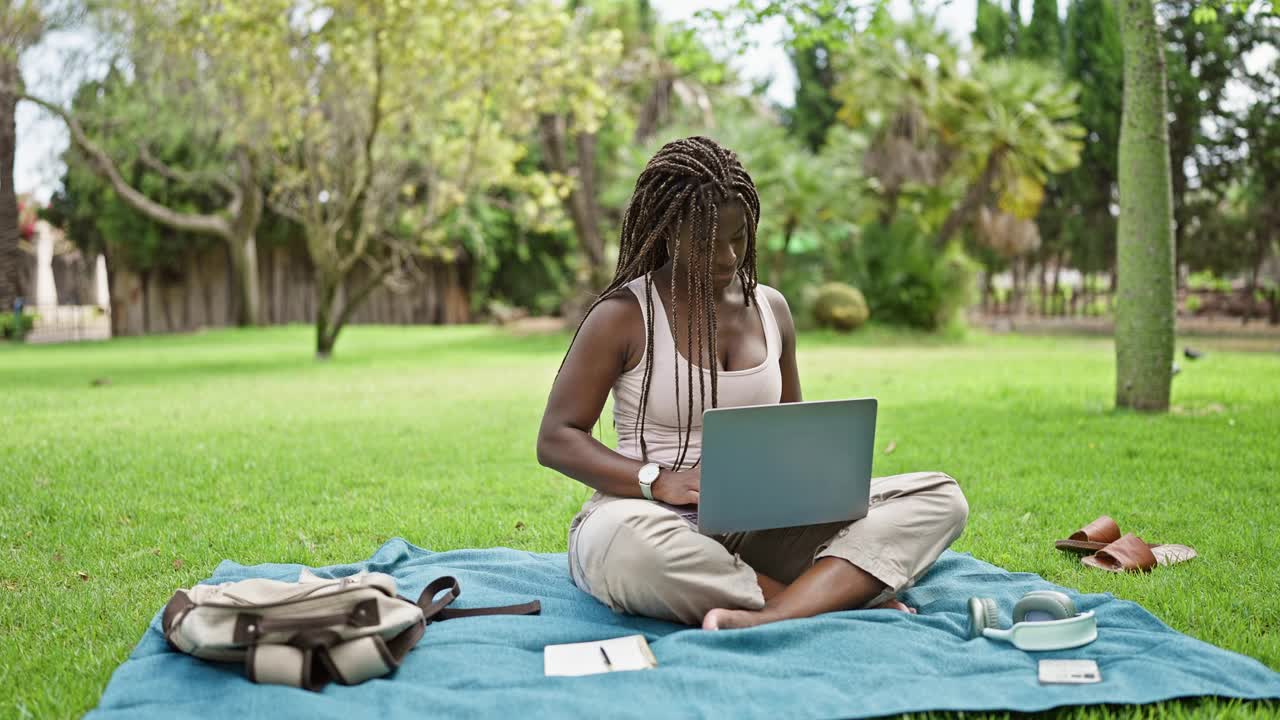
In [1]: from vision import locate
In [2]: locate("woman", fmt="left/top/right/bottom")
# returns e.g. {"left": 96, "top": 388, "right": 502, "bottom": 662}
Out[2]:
{"left": 536, "top": 136, "right": 968, "bottom": 630}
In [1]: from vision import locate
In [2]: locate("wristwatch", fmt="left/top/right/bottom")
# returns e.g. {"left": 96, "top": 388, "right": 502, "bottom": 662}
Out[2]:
{"left": 638, "top": 462, "right": 661, "bottom": 501}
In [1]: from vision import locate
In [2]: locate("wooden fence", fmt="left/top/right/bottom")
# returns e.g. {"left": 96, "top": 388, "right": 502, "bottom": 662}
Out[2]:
{"left": 26, "top": 239, "right": 472, "bottom": 336}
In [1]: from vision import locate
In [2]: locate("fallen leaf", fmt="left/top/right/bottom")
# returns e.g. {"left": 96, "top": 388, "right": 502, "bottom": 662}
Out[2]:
{"left": 90, "top": 377, "right": 112, "bottom": 387}
{"left": 883, "top": 441, "right": 897, "bottom": 455}
{"left": 173, "top": 558, "right": 184, "bottom": 570}
{"left": 514, "top": 521, "right": 526, "bottom": 530}
{"left": 77, "top": 571, "right": 90, "bottom": 581}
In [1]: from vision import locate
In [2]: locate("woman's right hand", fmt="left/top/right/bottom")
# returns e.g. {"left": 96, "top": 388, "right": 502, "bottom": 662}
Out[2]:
{"left": 653, "top": 466, "right": 700, "bottom": 506}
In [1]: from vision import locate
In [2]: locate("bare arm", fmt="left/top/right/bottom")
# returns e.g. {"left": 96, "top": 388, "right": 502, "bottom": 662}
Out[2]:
{"left": 536, "top": 293, "right": 698, "bottom": 504}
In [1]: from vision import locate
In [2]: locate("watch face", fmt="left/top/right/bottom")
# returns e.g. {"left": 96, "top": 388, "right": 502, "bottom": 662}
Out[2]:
{"left": 639, "top": 464, "right": 660, "bottom": 483}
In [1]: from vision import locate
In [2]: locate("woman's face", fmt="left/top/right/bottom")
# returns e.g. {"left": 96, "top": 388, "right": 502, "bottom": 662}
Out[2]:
{"left": 668, "top": 200, "right": 748, "bottom": 293}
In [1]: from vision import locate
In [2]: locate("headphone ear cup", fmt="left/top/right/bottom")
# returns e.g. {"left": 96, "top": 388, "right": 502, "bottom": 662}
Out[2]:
{"left": 1013, "top": 590, "right": 1077, "bottom": 623}
{"left": 967, "top": 597, "right": 1000, "bottom": 639}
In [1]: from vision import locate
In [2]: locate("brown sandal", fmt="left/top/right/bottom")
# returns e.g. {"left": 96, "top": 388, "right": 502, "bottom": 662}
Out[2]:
{"left": 1080, "top": 533, "right": 1198, "bottom": 573}
{"left": 1055, "top": 515, "right": 1163, "bottom": 554}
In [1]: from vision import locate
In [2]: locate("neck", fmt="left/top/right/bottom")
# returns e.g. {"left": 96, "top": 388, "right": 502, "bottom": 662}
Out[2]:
{"left": 651, "top": 263, "right": 737, "bottom": 306}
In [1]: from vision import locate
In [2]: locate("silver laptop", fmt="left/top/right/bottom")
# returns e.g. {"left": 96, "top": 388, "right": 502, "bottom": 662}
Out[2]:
{"left": 694, "top": 398, "right": 878, "bottom": 535}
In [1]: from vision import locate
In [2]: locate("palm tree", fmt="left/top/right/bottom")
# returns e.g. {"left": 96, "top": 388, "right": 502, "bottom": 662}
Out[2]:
{"left": 933, "top": 58, "right": 1084, "bottom": 249}
{"left": 834, "top": 18, "right": 956, "bottom": 224}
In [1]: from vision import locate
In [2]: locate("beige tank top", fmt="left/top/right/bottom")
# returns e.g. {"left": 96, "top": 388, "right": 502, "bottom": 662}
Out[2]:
{"left": 611, "top": 273, "right": 783, "bottom": 469}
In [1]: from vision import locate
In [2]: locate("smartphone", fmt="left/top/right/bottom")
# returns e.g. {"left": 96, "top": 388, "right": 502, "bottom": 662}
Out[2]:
{"left": 1038, "top": 659, "right": 1101, "bottom": 684}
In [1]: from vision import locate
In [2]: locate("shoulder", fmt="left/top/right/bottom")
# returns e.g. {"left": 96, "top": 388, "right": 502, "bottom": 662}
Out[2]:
{"left": 757, "top": 283, "right": 797, "bottom": 342}
{"left": 574, "top": 284, "right": 646, "bottom": 368}
{"left": 583, "top": 285, "right": 643, "bottom": 330}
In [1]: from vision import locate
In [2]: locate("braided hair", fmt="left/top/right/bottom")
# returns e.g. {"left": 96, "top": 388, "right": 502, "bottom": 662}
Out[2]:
{"left": 563, "top": 136, "right": 761, "bottom": 471}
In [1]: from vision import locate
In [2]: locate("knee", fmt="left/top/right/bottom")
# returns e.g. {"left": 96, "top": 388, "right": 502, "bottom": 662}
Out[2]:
{"left": 933, "top": 473, "right": 969, "bottom": 537}
{"left": 575, "top": 501, "right": 682, "bottom": 584}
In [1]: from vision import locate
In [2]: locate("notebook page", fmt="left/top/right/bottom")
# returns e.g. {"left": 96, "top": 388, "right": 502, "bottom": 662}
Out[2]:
{"left": 544, "top": 635, "right": 656, "bottom": 676}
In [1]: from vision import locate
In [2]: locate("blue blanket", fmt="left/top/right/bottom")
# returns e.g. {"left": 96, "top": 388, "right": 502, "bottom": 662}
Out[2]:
{"left": 90, "top": 538, "right": 1280, "bottom": 719}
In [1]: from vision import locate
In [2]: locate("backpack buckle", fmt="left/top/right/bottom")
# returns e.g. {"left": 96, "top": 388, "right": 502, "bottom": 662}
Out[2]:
{"left": 234, "top": 613, "right": 263, "bottom": 644}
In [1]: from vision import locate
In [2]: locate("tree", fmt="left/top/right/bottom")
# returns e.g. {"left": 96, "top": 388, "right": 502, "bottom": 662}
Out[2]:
{"left": 179, "top": 0, "right": 616, "bottom": 358}
{"left": 932, "top": 58, "right": 1083, "bottom": 250}
{"left": 1021, "top": 0, "right": 1063, "bottom": 61}
{"left": 1115, "top": 0, "right": 1175, "bottom": 411}
{"left": 20, "top": 5, "right": 269, "bottom": 326}
{"left": 1159, "top": 1, "right": 1274, "bottom": 276}
{"left": 25, "top": 95, "right": 265, "bottom": 326}
{"left": 0, "top": 0, "right": 45, "bottom": 313}
{"left": 1059, "top": 0, "right": 1124, "bottom": 277}
{"left": 43, "top": 73, "right": 229, "bottom": 332}
{"left": 974, "top": 0, "right": 1016, "bottom": 57}
{"left": 537, "top": 1, "right": 713, "bottom": 310}
{"left": 787, "top": 27, "right": 840, "bottom": 151}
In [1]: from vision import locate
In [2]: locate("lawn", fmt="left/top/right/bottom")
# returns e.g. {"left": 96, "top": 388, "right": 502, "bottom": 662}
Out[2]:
{"left": 2, "top": 324, "right": 1278, "bottom": 719}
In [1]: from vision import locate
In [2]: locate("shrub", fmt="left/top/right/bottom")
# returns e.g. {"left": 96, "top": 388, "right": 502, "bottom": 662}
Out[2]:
{"left": 1187, "top": 270, "right": 1231, "bottom": 293}
{"left": 1184, "top": 294, "right": 1203, "bottom": 314}
{"left": 812, "top": 282, "right": 870, "bottom": 331}
{"left": 0, "top": 312, "right": 36, "bottom": 340}
{"left": 842, "top": 216, "right": 979, "bottom": 330}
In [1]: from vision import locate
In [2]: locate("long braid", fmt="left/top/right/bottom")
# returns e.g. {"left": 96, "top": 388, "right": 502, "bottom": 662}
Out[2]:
{"left": 554, "top": 136, "right": 762, "bottom": 473}
{"left": 707, "top": 196, "right": 720, "bottom": 409}
{"left": 669, "top": 208, "right": 690, "bottom": 470}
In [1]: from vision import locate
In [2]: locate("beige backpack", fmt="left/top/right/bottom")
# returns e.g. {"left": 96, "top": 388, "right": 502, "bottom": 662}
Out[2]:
{"left": 162, "top": 569, "right": 540, "bottom": 690}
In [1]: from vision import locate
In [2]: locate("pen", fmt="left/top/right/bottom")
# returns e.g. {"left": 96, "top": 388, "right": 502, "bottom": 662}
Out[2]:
{"left": 599, "top": 646, "right": 614, "bottom": 671}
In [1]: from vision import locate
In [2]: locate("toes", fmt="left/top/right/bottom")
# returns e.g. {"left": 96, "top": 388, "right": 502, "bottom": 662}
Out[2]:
{"left": 702, "top": 609, "right": 725, "bottom": 631}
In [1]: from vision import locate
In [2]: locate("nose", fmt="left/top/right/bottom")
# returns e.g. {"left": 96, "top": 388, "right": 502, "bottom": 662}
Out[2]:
{"left": 715, "top": 239, "right": 737, "bottom": 273}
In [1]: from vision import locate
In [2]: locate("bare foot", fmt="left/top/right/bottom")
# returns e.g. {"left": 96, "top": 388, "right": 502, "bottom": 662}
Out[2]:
{"left": 703, "top": 599, "right": 915, "bottom": 630}
{"left": 873, "top": 598, "right": 917, "bottom": 614}
{"left": 703, "top": 608, "right": 771, "bottom": 630}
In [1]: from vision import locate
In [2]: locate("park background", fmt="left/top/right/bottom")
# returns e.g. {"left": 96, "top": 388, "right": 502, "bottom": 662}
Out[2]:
{"left": 2, "top": 0, "right": 1279, "bottom": 718}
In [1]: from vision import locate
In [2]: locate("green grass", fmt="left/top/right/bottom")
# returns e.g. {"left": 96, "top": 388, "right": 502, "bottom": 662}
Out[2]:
{"left": 2, "top": 325, "right": 1278, "bottom": 719}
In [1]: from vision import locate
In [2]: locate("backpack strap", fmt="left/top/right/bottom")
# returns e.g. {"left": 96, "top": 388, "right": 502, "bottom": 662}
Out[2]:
{"left": 415, "top": 576, "right": 541, "bottom": 622}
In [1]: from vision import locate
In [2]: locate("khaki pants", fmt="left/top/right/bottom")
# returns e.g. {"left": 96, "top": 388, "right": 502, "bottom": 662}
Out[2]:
{"left": 567, "top": 471, "right": 969, "bottom": 626}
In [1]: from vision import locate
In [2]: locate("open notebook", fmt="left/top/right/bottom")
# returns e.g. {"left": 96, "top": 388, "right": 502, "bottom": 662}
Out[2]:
{"left": 544, "top": 635, "right": 658, "bottom": 677}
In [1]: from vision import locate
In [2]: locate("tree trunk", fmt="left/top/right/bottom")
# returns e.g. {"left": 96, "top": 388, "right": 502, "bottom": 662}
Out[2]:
{"left": 1115, "top": 0, "right": 1175, "bottom": 412}
{"left": 0, "top": 59, "right": 18, "bottom": 313}
{"left": 228, "top": 231, "right": 261, "bottom": 327}
{"left": 538, "top": 115, "right": 606, "bottom": 290}
{"left": 313, "top": 259, "right": 390, "bottom": 360}
{"left": 315, "top": 275, "right": 341, "bottom": 360}
{"left": 1012, "top": 258, "right": 1027, "bottom": 316}
{"left": 937, "top": 146, "right": 1008, "bottom": 248}
{"left": 1052, "top": 252, "right": 1063, "bottom": 316}
{"left": 1038, "top": 261, "right": 1049, "bottom": 316}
